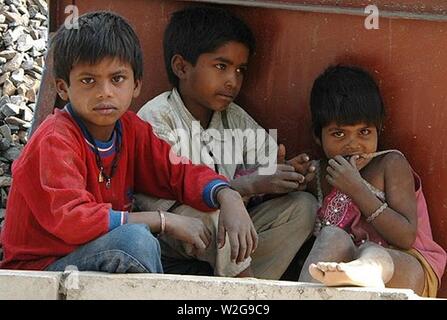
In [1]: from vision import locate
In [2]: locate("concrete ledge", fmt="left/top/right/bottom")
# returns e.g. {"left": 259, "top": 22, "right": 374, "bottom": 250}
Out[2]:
{"left": 63, "top": 272, "right": 420, "bottom": 300}
{"left": 0, "top": 270, "right": 62, "bottom": 300}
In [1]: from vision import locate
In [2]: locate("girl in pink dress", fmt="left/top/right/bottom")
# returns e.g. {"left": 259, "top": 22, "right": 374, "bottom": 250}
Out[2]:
{"left": 298, "top": 65, "right": 446, "bottom": 297}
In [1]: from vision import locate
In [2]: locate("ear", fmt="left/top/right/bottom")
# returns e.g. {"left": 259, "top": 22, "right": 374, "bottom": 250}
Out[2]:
{"left": 171, "top": 54, "right": 190, "bottom": 80}
{"left": 55, "top": 79, "right": 69, "bottom": 101}
{"left": 133, "top": 79, "right": 142, "bottom": 98}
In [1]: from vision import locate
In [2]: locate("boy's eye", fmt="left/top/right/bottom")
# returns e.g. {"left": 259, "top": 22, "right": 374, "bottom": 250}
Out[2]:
{"left": 81, "top": 78, "right": 95, "bottom": 84}
{"left": 215, "top": 63, "right": 226, "bottom": 70}
{"left": 236, "top": 66, "right": 247, "bottom": 75}
{"left": 112, "top": 75, "right": 125, "bottom": 83}
{"left": 332, "top": 131, "right": 344, "bottom": 138}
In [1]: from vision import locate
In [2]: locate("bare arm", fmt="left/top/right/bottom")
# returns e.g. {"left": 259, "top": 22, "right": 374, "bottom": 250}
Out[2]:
{"left": 327, "top": 154, "right": 417, "bottom": 249}
{"left": 361, "top": 154, "right": 417, "bottom": 248}
{"left": 128, "top": 211, "right": 212, "bottom": 250}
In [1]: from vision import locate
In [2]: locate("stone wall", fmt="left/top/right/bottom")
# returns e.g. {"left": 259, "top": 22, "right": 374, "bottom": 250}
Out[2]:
{"left": 0, "top": 0, "right": 48, "bottom": 255}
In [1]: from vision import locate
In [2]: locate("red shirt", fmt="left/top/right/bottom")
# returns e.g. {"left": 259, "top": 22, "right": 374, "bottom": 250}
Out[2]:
{"left": 0, "top": 108, "right": 227, "bottom": 270}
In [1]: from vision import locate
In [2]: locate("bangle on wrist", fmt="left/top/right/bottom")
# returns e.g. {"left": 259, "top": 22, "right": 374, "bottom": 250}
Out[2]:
{"left": 366, "top": 202, "right": 388, "bottom": 223}
{"left": 157, "top": 210, "right": 166, "bottom": 235}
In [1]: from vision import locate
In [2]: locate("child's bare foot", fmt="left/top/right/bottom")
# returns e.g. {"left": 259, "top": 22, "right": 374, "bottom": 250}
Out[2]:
{"left": 309, "top": 260, "right": 386, "bottom": 288}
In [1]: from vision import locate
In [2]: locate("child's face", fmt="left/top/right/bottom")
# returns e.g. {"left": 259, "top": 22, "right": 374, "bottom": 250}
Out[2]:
{"left": 179, "top": 41, "right": 249, "bottom": 113}
{"left": 56, "top": 57, "right": 141, "bottom": 140}
{"left": 319, "top": 122, "right": 378, "bottom": 170}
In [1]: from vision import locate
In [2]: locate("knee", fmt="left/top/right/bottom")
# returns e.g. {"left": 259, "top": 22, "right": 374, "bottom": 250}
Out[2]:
{"left": 316, "top": 225, "right": 355, "bottom": 252}
{"left": 110, "top": 224, "right": 161, "bottom": 258}
{"left": 284, "top": 191, "right": 318, "bottom": 231}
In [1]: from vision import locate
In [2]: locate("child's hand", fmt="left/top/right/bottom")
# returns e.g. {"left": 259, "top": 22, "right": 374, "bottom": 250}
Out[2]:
{"left": 286, "top": 154, "right": 316, "bottom": 189}
{"left": 216, "top": 188, "right": 258, "bottom": 264}
{"left": 164, "top": 213, "right": 212, "bottom": 251}
{"left": 253, "top": 164, "right": 306, "bottom": 194}
{"left": 326, "top": 155, "right": 364, "bottom": 196}
{"left": 278, "top": 144, "right": 315, "bottom": 190}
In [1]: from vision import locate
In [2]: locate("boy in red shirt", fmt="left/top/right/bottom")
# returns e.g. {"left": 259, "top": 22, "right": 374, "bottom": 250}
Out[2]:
{"left": 0, "top": 11, "right": 257, "bottom": 273}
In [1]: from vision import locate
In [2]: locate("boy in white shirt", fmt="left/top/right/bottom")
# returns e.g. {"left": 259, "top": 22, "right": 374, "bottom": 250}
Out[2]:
{"left": 138, "top": 6, "right": 317, "bottom": 279}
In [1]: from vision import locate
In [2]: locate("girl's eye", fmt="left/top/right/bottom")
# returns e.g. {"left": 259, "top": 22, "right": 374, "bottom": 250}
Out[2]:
{"left": 81, "top": 78, "right": 94, "bottom": 84}
{"left": 112, "top": 75, "right": 125, "bottom": 83}
{"left": 215, "top": 64, "right": 226, "bottom": 70}
{"left": 360, "top": 128, "right": 371, "bottom": 135}
{"left": 332, "top": 131, "right": 344, "bottom": 138}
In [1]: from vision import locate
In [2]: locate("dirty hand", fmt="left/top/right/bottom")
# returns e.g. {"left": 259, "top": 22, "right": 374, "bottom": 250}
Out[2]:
{"left": 216, "top": 188, "right": 258, "bottom": 264}
{"left": 279, "top": 144, "right": 315, "bottom": 190}
{"left": 164, "top": 212, "right": 212, "bottom": 251}
{"left": 250, "top": 163, "right": 306, "bottom": 194}
{"left": 326, "top": 155, "right": 364, "bottom": 196}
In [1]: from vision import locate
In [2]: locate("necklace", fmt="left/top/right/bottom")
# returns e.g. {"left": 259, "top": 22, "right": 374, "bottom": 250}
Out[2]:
{"left": 66, "top": 104, "right": 122, "bottom": 189}
{"left": 86, "top": 128, "right": 121, "bottom": 189}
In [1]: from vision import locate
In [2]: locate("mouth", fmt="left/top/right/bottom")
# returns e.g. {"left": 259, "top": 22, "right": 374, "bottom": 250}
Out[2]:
{"left": 216, "top": 93, "right": 235, "bottom": 101}
{"left": 93, "top": 104, "right": 117, "bottom": 115}
{"left": 342, "top": 154, "right": 369, "bottom": 161}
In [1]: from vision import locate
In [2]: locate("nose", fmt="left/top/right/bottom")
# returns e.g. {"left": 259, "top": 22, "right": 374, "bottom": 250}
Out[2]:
{"left": 224, "top": 71, "right": 239, "bottom": 90}
{"left": 345, "top": 136, "right": 361, "bottom": 151}
{"left": 96, "top": 80, "right": 113, "bottom": 99}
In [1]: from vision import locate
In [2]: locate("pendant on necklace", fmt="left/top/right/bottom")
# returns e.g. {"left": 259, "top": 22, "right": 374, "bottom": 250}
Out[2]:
{"left": 98, "top": 171, "right": 104, "bottom": 183}
{"left": 105, "top": 179, "right": 111, "bottom": 189}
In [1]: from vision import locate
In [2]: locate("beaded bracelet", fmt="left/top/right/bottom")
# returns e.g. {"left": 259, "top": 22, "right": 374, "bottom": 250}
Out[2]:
{"left": 366, "top": 202, "right": 388, "bottom": 223}
{"left": 157, "top": 210, "right": 166, "bottom": 235}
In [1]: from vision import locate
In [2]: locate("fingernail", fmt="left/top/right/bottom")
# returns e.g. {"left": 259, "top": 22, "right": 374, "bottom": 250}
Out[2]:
{"left": 304, "top": 155, "right": 309, "bottom": 161}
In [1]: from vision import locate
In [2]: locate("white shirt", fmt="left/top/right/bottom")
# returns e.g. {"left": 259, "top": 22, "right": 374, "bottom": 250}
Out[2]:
{"left": 138, "top": 88, "right": 277, "bottom": 180}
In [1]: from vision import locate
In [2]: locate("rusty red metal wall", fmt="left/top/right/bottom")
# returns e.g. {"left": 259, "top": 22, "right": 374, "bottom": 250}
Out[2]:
{"left": 37, "top": 0, "right": 447, "bottom": 296}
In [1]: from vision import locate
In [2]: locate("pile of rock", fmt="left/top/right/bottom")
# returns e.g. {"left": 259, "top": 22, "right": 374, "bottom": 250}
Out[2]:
{"left": 0, "top": 0, "right": 48, "bottom": 231}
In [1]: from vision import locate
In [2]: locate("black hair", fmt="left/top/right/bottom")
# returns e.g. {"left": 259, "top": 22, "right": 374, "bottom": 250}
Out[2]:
{"left": 163, "top": 6, "right": 256, "bottom": 87}
{"left": 310, "top": 65, "right": 385, "bottom": 139}
{"left": 51, "top": 11, "right": 143, "bottom": 85}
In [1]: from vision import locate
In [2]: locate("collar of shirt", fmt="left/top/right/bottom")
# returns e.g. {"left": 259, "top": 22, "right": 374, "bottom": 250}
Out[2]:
{"left": 170, "top": 88, "right": 230, "bottom": 143}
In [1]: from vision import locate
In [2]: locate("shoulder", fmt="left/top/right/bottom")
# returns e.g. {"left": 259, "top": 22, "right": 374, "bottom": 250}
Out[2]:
{"left": 225, "top": 102, "right": 264, "bottom": 130}
{"left": 30, "top": 109, "right": 82, "bottom": 146}
{"left": 137, "top": 91, "right": 172, "bottom": 120}
{"left": 12, "top": 110, "right": 83, "bottom": 172}
{"left": 137, "top": 90, "right": 181, "bottom": 130}
{"left": 377, "top": 151, "right": 413, "bottom": 179}
{"left": 137, "top": 91, "right": 176, "bottom": 121}
{"left": 121, "top": 110, "right": 154, "bottom": 133}
{"left": 380, "top": 151, "right": 410, "bottom": 169}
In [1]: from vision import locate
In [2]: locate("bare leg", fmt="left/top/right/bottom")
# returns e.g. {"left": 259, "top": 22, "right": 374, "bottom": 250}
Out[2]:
{"left": 384, "top": 248, "right": 425, "bottom": 295}
{"left": 299, "top": 226, "right": 356, "bottom": 283}
{"left": 309, "top": 242, "right": 393, "bottom": 288}
{"left": 307, "top": 242, "right": 426, "bottom": 295}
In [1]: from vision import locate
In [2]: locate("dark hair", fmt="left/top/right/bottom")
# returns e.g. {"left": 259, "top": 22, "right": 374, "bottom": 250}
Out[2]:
{"left": 164, "top": 6, "right": 256, "bottom": 87}
{"left": 310, "top": 65, "right": 385, "bottom": 139}
{"left": 51, "top": 11, "right": 143, "bottom": 84}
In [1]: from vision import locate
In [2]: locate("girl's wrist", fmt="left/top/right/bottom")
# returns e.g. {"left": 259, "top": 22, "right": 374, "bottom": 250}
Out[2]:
{"left": 345, "top": 182, "right": 373, "bottom": 201}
